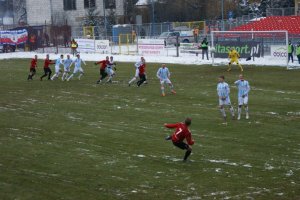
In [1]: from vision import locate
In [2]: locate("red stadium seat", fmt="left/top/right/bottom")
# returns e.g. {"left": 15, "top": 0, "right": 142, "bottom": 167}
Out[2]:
{"left": 230, "top": 16, "right": 300, "bottom": 35}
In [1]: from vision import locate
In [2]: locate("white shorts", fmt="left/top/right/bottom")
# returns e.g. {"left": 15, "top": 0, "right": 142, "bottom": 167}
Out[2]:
{"left": 64, "top": 67, "right": 70, "bottom": 72}
{"left": 135, "top": 68, "right": 139, "bottom": 77}
{"left": 238, "top": 96, "right": 248, "bottom": 105}
{"left": 73, "top": 67, "right": 83, "bottom": 74}
{"left": 106, "top": 67, "right": 114, "bottom": 75}
{"left": 160, "top": 78, "right": 172, "bottom": 85}
{"left": 55, "top": 66, "right": 61, "bottom": 73}
{"left": 219, "top": 97, "right": 231, "bottom": 106}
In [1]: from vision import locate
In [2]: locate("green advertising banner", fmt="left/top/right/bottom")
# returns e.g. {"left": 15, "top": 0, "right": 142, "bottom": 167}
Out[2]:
{"left": 215, "top": 41, "right": 261, "bottom": 58}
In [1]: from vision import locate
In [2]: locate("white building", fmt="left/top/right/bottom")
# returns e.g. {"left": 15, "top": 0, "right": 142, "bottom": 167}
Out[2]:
{"left": 12, "top": 0, "right": 124, "bottom": 35}
{"left": 27, "top": 0, "right": 124, "bottom": 24}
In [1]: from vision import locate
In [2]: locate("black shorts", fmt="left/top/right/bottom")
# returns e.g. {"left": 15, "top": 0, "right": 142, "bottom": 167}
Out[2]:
{"left": 172, "top": 141, "right": 189, "bottom": 150}
{"left": 100, "top": 69, "right": 107, "bottom": 76}
{"left": 44, "top": 68, "right": 52, "bottom": 74}
{"left": 139, "top": 74, "right": 146, "bottom": 80}
{"left": 30, "top": 68, "right": 36, "bottom": 73}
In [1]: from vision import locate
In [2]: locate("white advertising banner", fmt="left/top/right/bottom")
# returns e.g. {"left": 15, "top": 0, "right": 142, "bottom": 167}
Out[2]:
{"left": 95, "top": 40, "right": 110, "bottom": 53}
{"left": 138, "top": 39, "right": 165, "bottom": 56}
{"left": 77, "top": 39, "right": 95, "bottom": 53}
{"left": 270, "top": 45, "right": 287, "bottom": 58}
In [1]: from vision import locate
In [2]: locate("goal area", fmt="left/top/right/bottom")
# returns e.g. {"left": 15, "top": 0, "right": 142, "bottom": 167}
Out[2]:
{"left": 210, "top": 31, "right": 289, "bottom": 69}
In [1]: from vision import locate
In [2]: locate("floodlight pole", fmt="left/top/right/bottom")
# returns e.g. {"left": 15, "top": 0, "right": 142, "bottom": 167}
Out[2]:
{"left": 221, "top": 0, "right": 225, "bottom": 31}
{"left": 103, "top": 0, "right": 107, "bottom": 37}
{"left": 151, "top": 0, "right": 155, "bottom": 36}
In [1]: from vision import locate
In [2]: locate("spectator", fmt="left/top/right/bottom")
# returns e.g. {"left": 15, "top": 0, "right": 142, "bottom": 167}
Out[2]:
{"left": 44, "top": 33, "right": 50, "bottom": 47}
{"left": 64, "top": 32, "right": 69, "bottom": 47}
{"left": 193, "top": 26, "right": 199, "bottom": 43}
{"left": 201, "top": 37, "right": 209, "bottom": 60}
{"left": 288, "top": 41, "right": 294, "bottom": 63}
{"left": 29, "top": 34, "right": 36, "bottom": 51}
{"left": 140, "top": 28, "right": 146, "bottom": 39}
{"left": 296, "top": 42, "right": 300, "bottom": 64}
{"left": 70, "top": 39, "right": 78, "bottom": 56}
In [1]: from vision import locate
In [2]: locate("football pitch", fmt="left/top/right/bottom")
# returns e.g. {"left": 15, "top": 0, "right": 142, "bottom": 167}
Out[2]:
{"left": 0, "top": 59, "right": 299, "bottom": 200}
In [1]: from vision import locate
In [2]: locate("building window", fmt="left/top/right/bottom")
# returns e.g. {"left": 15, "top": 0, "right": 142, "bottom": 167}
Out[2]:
{"left": 105, "top": 0, "right": 116, "bottom": 9}
{"left": 84, "top": 0, "right": 96, "bottom": 8}
{"left": 64, "top": 0, "right": 76, "bottom": 10}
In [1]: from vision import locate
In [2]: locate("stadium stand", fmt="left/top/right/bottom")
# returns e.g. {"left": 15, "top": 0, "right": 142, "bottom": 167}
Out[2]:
{"left": 230, "top": 16, "right": 300, "bottom": 34}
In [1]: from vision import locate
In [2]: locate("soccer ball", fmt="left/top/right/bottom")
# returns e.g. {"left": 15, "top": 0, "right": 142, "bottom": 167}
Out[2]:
{"left": 210, "top": 47, "right": 216, "bottom": 53}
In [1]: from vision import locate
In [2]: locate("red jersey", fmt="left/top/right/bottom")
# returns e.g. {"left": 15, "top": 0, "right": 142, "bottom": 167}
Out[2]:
{"left": 165, "top": 123, "right": 194, "bottom": 145}
{"left": 96, "top": 60, "right": 109, "bottom": 70}
{"left": 139, "top": 64, "right": 146, "bottom": 75}
{"left": 30, "top": 58, "right": 37, "bottom": 69}
{"left": 44, "top": 58, "right": 54, "bottom": 68}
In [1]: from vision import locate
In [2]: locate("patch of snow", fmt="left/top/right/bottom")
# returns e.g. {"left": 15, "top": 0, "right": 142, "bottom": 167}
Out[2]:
{"left": 243, "top": 164, "right": 252, "bottom": 168}
{"left": 286, "top": 170, "right": 293, "bottom": 177}
{"left": 287, "top": 112, "right": 300, "bottom": 116}
{"left": 0, "top": 51, "right": 295, "bottom": 67}
{"left": 266, "top": 112, "right": 278, "bottom": 115}
{"left": 264, "top": 163, "right": 274, "bottom": 170}
{"left": 215, "top": 168, "right": 222, "bottom": 173}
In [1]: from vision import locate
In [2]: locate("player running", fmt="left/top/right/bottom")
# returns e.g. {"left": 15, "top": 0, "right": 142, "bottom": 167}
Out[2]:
{"left": 40, "top": 54, "right": 54, "bottom": 81}
{"left": 234, "top": 74, "right": 250, "bottom": 120}
{"left": 95, "top": 56, "right": 109, "bottom": 84}
{"left": 217, "top": 75, "right": 235, "bottom": 121}
{"left": 61, "top": 54, "right": 73, "bottom": 81}
{"left": 164, "top": 118, "right": 195, "bottom": 162}
{"left": 27, "top": 55, "right": 38, "bottom": 80}
{"left": 67, "top": 54, "right": 86, "bottom": 81}
{"left": 228, "top": 47, "right": 243, "bottom": 72}
{"left": 106, "top": 56, "right": 117, "bottom": 83}
{"left": 156, "top": 64, "right": 176, "bottom": 96}
{"left": 136, "top": 60, "right": 146, "bottom": 87}
{"left": 128, "top": 57, "right": 145, "bottom": 86}
{"left": 51, "top": 54, "right": 64, "bottom": 80}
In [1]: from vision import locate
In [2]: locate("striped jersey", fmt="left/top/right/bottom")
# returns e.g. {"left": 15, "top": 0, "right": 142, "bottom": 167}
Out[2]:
{"left": 217, "top": 82, "right": 230, "bottom": 98}
{"left": 234, "top": 80, "right": 250, "bottom": 97}
{"left": 74, "top": 58, "right": 85, "bottom": 68}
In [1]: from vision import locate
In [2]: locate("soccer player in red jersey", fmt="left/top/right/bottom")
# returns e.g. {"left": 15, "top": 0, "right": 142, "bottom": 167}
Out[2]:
{"left": 40, "top": 54, "right": 55, "bottom": 81}
{"left": 165, "top": 118, "right": 194, "bottom": 161}
{"left": 95, "top": 56, "right": 109, "bottom": 84}
{"left": 136, "top": 61, "right": 146, "bottom": 87}
{"left": 27, "top": 55, "right": 38, "bottom": 80}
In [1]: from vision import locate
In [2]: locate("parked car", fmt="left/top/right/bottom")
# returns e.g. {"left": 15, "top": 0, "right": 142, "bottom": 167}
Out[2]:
{"left": 158, "top": 31, "right": 194, "bottom": 46}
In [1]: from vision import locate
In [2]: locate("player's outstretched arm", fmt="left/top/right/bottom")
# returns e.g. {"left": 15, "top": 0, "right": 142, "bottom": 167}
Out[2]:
{"left": 164, "top": 123, "right": 178, "bottom": 129}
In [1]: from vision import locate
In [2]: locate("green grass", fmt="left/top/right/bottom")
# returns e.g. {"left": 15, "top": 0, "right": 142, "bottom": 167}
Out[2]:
{"left": 0, "top": 59, "right": 299, "bottom": 200}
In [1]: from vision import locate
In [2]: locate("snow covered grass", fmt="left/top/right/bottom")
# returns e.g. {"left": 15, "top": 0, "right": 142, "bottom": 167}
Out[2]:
{"left": 0, "top": 59, "right": 299, "bottom": 199}
{"left": 1, "top": 51, "right": 300, "bottom": 68}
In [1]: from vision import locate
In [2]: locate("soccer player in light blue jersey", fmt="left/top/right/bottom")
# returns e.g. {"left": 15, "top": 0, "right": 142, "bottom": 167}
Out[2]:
{"left": 62, "top": 54, "right": 73, "bottom": 81}
{"left": 51, "top": 54, "right": 64, "bottom": 80}
{"left": 234, "top": 74, "right": 250, "bottom": 120}
{"left": 217, "top": 75, "right": 235, "bottom": 121}
{"left": 156, "top": 64, "right": 176, "bottom": 96}
{"left": 67, "top": 54, "right": 86, "bottom": 81}
{"left": 106, "top": 56, "right": 117, "bottom": 83}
